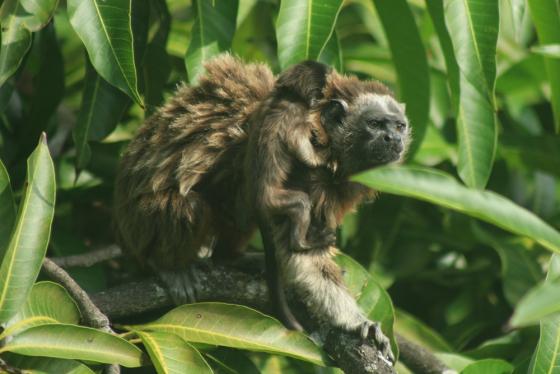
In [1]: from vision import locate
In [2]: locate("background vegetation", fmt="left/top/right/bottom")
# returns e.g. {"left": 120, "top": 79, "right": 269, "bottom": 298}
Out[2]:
{"left": 0, "top": 0, "right": 560, "bottom": 373}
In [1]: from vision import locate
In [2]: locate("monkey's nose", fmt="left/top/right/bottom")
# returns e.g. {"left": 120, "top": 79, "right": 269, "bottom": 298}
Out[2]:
{"left": 383, "top": 133, "right": 403, "bottom": 152}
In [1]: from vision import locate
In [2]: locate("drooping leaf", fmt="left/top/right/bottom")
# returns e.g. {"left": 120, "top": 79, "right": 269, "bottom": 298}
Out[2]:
{"left": 1, "top": 353, "right": 95, "bottom": 374}
{"left": 373, "top": 0, "right": 430, "bottom": 156}
{"left": 461, "top": 358, "right": 513, "bottom": 374}
{"left": 0, "top": 135, "right": 55, "bottom": 323}
{"left": 425, "top": 0, "right": 460, "bottom": 111}
{"left": 529, "top": 255, "right": 560, "bottom": 374}
{"left": 394, "top": 309, "right": 452, "bottom": 353}
{"left": 73, "top": 59, "right": 129, "bottom": 172}
{"left": 276, "top": 0, "right": 343, "bottom": 69}
{"left": 0, "top": 0, "right": 32, "bottom": 86}
{"left": 19, "top": 0, "right": 59, "bottom": 31}
{"left": 528, "top": 0, "right": 560, "bottom": 132}
{"left": 137, "top": 331, "right": 213, "bottom": 374}
{"left": 204, "top": 348, "right": 261, "bottom": 374}
{"left": 133, "top": 302, "right": 327, "bottom": 366}
{"left": 1, "top": 281, "right": 80, "bottom": 339}
{"left": 318, "top": 30, "right": 343, "bottom": 72}
{"left": 67, "top": 0, "right": 143, "bottom": 105}
{"left": 444, "top": 0, "right": 499, "bottom": 188}
{"left": 0, "top": 324, "right": 143, "bottom": 368}
{"left": 185, "top": 0, "right": 239, "bottom": 84}
{"left": 352, "top": 166, "right": 560, "bottom": 254}
{"left": 0, "top": 159, "right": 16, "bottom": 260}
{"left": 335, "top": 254, "right": 398, "bottom": 357}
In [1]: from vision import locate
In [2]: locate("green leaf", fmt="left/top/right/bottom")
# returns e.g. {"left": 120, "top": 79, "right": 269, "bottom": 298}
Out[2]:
{"left": 67, "top": 0, "right": 143, "bottom": 105}
{"left": 511, "top": 282, "right": 560, "bottom": 327}
{"left": 137, "top": 331, "right": 213, "bottom": 374}
{"left": 528, "top": 0, "right": 560, "bottom": 132}
{"left": 2, "top": 353, "right": 95, "bottom": 374}
{"left": 19, "top": 0, "right": 59, "bottom": 31}
{"left": 461, "top": 358, "right": 513, "bottom": 374}
{"left": 73, "top": 59, "right": 129, "bottom": 172}
{"left": 133, "top": 302, "right": 327, "bottom": 366}
{"left": 394, "top": 309, "right": 452, "bottom": 352}
{"left": 532, "top": 44, "right": 560, "bottom": 59}
{"left": 373, "top": 0, "right": 430, "bottom": 156}
{"left": 0, "top": 135, "right": 55, "bottom": 323}
{"left": 1, "top": 281, "right": 80, "bottom": 339}
{"left": 185, "top": 0, "right": 238, "bottom": 84}
{"left": 276, "top": 0, "right": 343, "bottom": 69}
{"left": 444, "top": 0, "right": 499, "bottom": 188}
{"left": 0, "top": 324, "right": 144, "bottom": 368}
{"left": 318, "top": 30, "right": 343, "bottom": 72}
{"left": 473, "top": 226, "right": 543, "bottom": 306}
{"left": 425, "top": 0, "right": 460, "bottom": 111}
{"left": 352, "top": 166, "right": 560, "bottom": 254}
{"left": 0, "top": 159, "right": 16, "bottom": 260}
{"left": 530, "top": 255, "right": 560, "bottom": 374}
{"left": 0, "top": 0, "right": 32, "bottom": 86}
{"left": 334, "top": 254, "right": 398, "bottom": 357}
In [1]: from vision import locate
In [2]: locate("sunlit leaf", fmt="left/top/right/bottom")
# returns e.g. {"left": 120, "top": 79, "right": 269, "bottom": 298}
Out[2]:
{"left": 352, "top": 166, "right": 560, "bottom": 254}
{"left": 1, "top": 281, "right": 80, "bottom": 339}
{"left": 185, "top": 0, "right": 238, "bottom": 84}
{"left": 528, "top": 0, "right": 560, "bottom": 132}
{"left": 137, "top": 331, "right": 213, "bottom": 374}
{"left": 20, "top": 0, "right": 59, "bottom": 31}
{"left": 133, "top": 302, "right": 327, "bottom": 366}
{"left": 461, "top": 358, "right": 513, "bottom": 374}
{"left": 73, "top": 59, "right": 129, "bottom": 172}
{"left": 276, "top": 0, "right": 343, "bottom": 69}
{"left": 529, "top": 255, "right": 560, "bottom": 373}
{"left": 373, "top": 0, "right": 430, "bottom": 156}
{"left": 394, "top": 309, "right": 452, "bottom": 353}
{"left": 0, "top": 0, "right": 32, "bottom": 86}
{"left": 67, "top": 0, "right": 143, "bottom": 105}
{"left": 0, "top": 135, "right": 55, "bottom": 323}
{"left": 444, "top": 0, "right": 499, "bottom": 188}
{"left": 1, "top": 353, "right": 95, "bottom": 374}
{"left": 0, "top": 324, "right": 143, "bottom": 368}
{"left": 532, "top": 44, "right": 560, "bottom": 59}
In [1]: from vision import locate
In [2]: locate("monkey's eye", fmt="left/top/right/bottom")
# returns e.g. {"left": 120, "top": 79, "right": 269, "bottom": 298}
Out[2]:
{"left": 366, "top": 119, "right": 383, "bottom": 127}
{"left": 396, "top": 122, "right": 407, "bottom": 132}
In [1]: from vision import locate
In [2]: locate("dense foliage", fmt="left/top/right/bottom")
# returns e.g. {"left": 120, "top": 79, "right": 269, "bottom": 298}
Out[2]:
{"left": 0, "top": 0, "right": 560, "bottom": 373}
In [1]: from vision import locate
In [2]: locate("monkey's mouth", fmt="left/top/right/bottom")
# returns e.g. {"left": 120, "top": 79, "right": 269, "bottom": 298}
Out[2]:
{"left": 367, "top": 143, "right": 403, "bottom": 165}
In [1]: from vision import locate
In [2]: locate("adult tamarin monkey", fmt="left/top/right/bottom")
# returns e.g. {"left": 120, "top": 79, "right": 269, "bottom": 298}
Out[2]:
{"left": 114, "top": 54, "right": 409, "bottom": 364}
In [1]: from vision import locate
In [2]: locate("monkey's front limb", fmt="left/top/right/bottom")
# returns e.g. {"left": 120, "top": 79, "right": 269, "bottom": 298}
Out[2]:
{"left": 278, "top": 247, "right": 395, "bottom": 364}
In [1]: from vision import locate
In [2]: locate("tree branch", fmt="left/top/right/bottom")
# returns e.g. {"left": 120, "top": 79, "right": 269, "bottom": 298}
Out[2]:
{"left": 51, "top": 245, "right": 122, "bottom": 268}
{"left": 90, "top": 261, "right": 450, "bottom": 374}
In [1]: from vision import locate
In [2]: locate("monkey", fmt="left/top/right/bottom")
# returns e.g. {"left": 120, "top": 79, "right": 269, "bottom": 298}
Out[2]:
{"left": 113, "top": 54, "right": 409, "bottom": 364}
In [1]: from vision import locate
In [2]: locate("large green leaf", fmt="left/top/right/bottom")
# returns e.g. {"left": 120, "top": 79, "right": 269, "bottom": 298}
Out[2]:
{"left": 276, "top": 0, "right": 343, "bottom": 69}
{"left": 444, "top": 0, "right": 499, "bottom": 188}
{"left": 334, "top": 254, "right": 398, "bottom": 357}
{"left": 425, "top": 0, "right": 460, "bottom": 111}
{"left": 529, "top": 255, "right": 560, "bottom": 374}
{"left": 1, "top": 281, "right": 80, "bottom": 339}
{"left": 318, "top": 30, "right": 343, "bottom": 72}
{"left": 0, "top": 160, "right": 16, "bottom": 260}
{"left": 19, "top": 0, "right": 59, "bottom": 31}
{"left": 73, "top": 60, "right": 129, "bottom": 172}
{"left": 528, "top": 0, "right": 560, "bottom": 133}
{"left": 373, "top": 0, "right": 430, "bottom": 156}
{"left": 137, "top": 331, "right": 213, "bottom": 374}
{"left": 0, "top": 136, "right": 55, "bottom": 323}
{"left": 0, "top": 0, "right": 32, "bottom": 86}
{"left": 2, "top": 353, "right": 95, "bottom": 374}
{"left": 394, "top": 309, "right": 452, "bottom": 353}
{"left": 67, "top": 0, "right": 142, "bottom": 105}
{"left": 133, "top": 302, "right": 327, "bottom": 366}
{"left": 461, "top": 358, "right": 513, "bottom": 374}
{"left": 0, "top": 324, "right": 143, "bottom": 368}
{"left": 352, "top": 166, "right": 560, "bottom": 254}
{"left": 185, "top": 0, "right": 238, "bottom": 84}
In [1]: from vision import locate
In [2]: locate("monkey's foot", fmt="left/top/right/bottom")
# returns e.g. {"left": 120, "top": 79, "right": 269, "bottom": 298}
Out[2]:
{"left": 293, "top": 228, "right": 336, "bottom": 252}
{"left": 158, "top": 267, "right": 200, "bottom": 305}
{"left": 360, "top": 321, "right": 394, "bottom": 364}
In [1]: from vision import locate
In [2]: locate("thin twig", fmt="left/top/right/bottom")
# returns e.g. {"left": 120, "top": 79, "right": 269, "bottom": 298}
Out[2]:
{"left": 51, "top": 245, "right": 122, "bottom": 268}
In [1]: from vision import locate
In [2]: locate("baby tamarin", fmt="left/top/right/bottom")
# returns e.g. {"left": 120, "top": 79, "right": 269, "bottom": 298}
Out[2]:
{"left": 114, "top": 55, "right": 409, "bottom": 363}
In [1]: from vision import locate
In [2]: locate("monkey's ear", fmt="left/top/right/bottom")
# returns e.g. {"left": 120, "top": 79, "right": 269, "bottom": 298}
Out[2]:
{"left": 322, "top": 99, "right": 348, "bottom": 125}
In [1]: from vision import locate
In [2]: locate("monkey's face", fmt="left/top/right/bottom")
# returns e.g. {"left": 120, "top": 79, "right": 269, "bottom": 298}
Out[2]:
{"left": 322, "top": 93, "right": 410, "bottom": 175}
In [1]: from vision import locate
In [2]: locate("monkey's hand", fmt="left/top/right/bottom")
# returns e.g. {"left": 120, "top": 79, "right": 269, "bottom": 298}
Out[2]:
{"left": 359, "top": 320, "right": 395, "bottom": 364}
{"left": 292, "top": 226, "right": 336, "bottom": 252}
